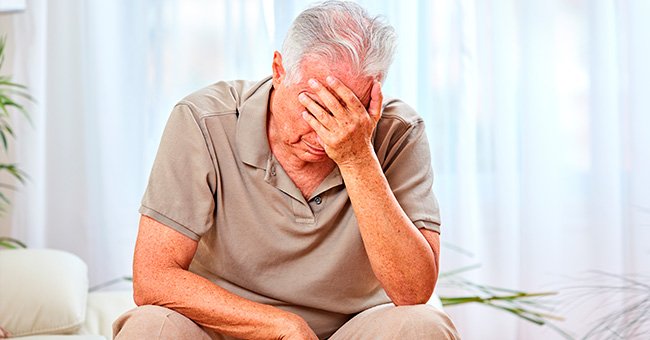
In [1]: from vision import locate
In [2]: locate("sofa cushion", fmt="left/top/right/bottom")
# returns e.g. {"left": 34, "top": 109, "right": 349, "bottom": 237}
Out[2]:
{"left": 79, "top": 291, "right": 136, "bottom": 339}
{"left": 0, "top": 249, "right": 88, "bottom": 337}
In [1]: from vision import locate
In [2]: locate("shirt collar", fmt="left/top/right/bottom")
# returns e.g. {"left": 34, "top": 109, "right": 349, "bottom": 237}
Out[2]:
{"left": 236, "top": 76, "right": 274, "bottom": 169}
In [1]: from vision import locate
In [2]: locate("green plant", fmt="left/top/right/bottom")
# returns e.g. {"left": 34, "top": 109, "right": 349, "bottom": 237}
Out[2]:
{"left": 0, "top": 236, "right": 26, "bottom": 249}
{"left": 438, "top": 271, "right": 571, "bottom": 338}
{"left": 437, "top": 246, "right": 572, "bottom": 338}
{"left": 0, "top": 36, "right": 32, "bottom": 214}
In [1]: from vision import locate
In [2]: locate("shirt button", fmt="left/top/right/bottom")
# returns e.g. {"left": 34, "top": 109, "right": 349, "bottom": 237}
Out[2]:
{"left": 313, "top": 196, "right": 322, "bottom": 205}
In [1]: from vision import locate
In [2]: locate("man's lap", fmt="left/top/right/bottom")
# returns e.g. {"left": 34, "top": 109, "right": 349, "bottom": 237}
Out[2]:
{"left": 113, "top": 303, "right": 460, "bottom": 340}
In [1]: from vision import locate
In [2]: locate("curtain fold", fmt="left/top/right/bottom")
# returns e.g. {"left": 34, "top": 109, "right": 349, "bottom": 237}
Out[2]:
{"left": 2, "top": 0, "right": 648, "bottom": 338}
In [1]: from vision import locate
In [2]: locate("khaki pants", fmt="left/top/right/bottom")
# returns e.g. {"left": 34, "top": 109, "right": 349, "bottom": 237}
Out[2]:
{"left": 113, "top": 303, "right": 460, "bottom": 339}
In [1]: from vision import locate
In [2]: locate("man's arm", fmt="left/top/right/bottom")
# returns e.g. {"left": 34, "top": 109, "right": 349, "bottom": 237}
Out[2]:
{"left": 133, "top": 215, "right": 317, "bottom": 339}
{"left": 336, "top": 154, "right": 439, "bottom": 305}
{"left": 300, "top": 77, "right": 439, "bottom": 305}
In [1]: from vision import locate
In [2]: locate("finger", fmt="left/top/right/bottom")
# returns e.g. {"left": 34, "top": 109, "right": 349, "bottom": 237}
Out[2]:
{"left": 298, "top": 92, "right": 335, "bottom": 130}
{"left": 307, "top": 78, "right": 347, "bottom": 118}
{"left": 301, "top": 110, "right": 331, "bottom": 139}
{"left": 367, "top": 80, "right": 383, "bottom": 122}
{"left": 325, "top": 76, "right": 366, "bottom": 116}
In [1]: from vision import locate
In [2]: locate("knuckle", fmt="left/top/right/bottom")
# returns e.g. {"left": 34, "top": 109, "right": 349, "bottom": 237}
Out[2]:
{"left": 323, "top": 98, "right": 338, "bottom": 110}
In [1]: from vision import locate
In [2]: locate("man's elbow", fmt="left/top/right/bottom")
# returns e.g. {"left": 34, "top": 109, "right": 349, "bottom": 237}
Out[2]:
{"left": 390, "top": 280, "right": 436, "bottom": 306}
{"left": 392, "top": 292, "right": 434, "bottom": 306}
{"left": 132, "top": 278, "right": 150, "bottom": 306}
{"left": 132, "top": 271, "right": 160, "bottom": 306}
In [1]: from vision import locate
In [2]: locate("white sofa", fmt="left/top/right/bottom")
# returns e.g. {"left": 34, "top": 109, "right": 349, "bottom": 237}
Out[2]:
{"left": 0, "top": 249, "right": 135, "bottom": 339}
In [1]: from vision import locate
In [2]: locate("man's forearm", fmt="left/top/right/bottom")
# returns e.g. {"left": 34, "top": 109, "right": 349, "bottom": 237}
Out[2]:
{"left": 296, "top": 75, "right": 437, "bottom": 304}
{"left": 338, "top": 151, "right": 438, "bottom": 305}
{"left": 134, "top": 267, "right": 306, "bottom": 339}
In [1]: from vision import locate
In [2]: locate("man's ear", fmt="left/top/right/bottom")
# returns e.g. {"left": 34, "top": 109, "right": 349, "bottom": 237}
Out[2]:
{"left": 272, "top": 51, "right": 286, "bottom": 87}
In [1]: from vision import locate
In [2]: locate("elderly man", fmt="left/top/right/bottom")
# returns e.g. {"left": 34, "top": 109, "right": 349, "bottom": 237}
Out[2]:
{"left": 114, "top": 1, "right": 459, "bottom": 339}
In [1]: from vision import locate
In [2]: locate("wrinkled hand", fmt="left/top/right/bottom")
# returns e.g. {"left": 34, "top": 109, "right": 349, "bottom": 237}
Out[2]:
{"left": 276, "top": 313, "right": 318, "bottom": 340}
{"left": 299, "top": 76, "right": 382, "bottom": 168}
{"left": 0, "top": 326, "right": 11, "bottom": 338}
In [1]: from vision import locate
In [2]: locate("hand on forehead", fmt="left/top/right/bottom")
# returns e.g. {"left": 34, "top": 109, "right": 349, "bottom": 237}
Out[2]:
{"left": 299, "top": 58, "right": 374, "bottom": 107}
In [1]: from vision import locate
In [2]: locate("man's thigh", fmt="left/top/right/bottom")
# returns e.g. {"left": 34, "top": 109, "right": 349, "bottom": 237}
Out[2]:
{"left": 329, "top": 303, "right": 461, "bottom": 340}
{"left": 113, "top": 305, "right": 227, "bottom": 340}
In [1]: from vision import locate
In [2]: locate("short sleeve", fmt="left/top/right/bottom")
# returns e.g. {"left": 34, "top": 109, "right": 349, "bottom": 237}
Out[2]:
{"left": 381, "top": 120, "right": 441, "bottom": 233}
{"left": 139, "top": 104, "right": 217, "bottom": 240}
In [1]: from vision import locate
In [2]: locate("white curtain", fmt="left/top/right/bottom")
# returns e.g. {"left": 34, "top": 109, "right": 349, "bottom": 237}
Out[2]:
{"left": 430, "top": 1, "right": 650, "bottom": 338}
{"left": 2, "top": 0, "right": 649, "bottom": 339}
{"left": 2, "top": 0, "right": 154, "bottom": 289}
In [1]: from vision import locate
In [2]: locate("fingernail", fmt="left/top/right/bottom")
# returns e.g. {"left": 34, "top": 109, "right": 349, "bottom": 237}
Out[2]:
{"left": 298, "top": 92, "right": 307, "bottom": 101}
{"left": 308, "top": 79, "right": 318, "bottom": 88}
{"left": 301, "top": 111, "right": 309, "bottom": 119}
{"left": 326, "top": 76, "right": 335, "bottom": 85}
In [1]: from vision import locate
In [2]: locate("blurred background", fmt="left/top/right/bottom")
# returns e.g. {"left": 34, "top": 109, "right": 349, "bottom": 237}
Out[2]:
{"left": 0, "top": 0, "right": 649, "bottom": 339}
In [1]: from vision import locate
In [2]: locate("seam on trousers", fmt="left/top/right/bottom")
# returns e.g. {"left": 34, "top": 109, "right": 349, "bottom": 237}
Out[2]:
{"left": 157, "top": 312, "right": 175, "bottom": 339}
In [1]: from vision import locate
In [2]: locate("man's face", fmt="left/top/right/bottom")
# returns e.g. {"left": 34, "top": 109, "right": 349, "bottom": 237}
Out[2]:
{"left": 269, "top": 54, "right": 374, "bottom": 165}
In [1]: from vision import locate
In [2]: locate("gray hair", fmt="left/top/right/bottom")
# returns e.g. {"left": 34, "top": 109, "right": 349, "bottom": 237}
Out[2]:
{"left": 281, "top": 1, "right": 397, "bottom": 83}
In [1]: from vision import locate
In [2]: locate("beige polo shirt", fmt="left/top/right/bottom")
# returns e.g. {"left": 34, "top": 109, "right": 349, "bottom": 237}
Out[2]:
{"left": 139, "top": 76, "right": 441, "bottom": 338}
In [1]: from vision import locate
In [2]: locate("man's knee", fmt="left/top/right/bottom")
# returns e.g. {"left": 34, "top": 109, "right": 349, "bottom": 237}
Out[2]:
{"left": 376, "top": 304, "right": 460, "bottom": 339}
{"left": 396, "top": 305, "right": 460, "bottom": 339}
{"left": 113, "top": 305, "right": 212, "bottom": 340}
